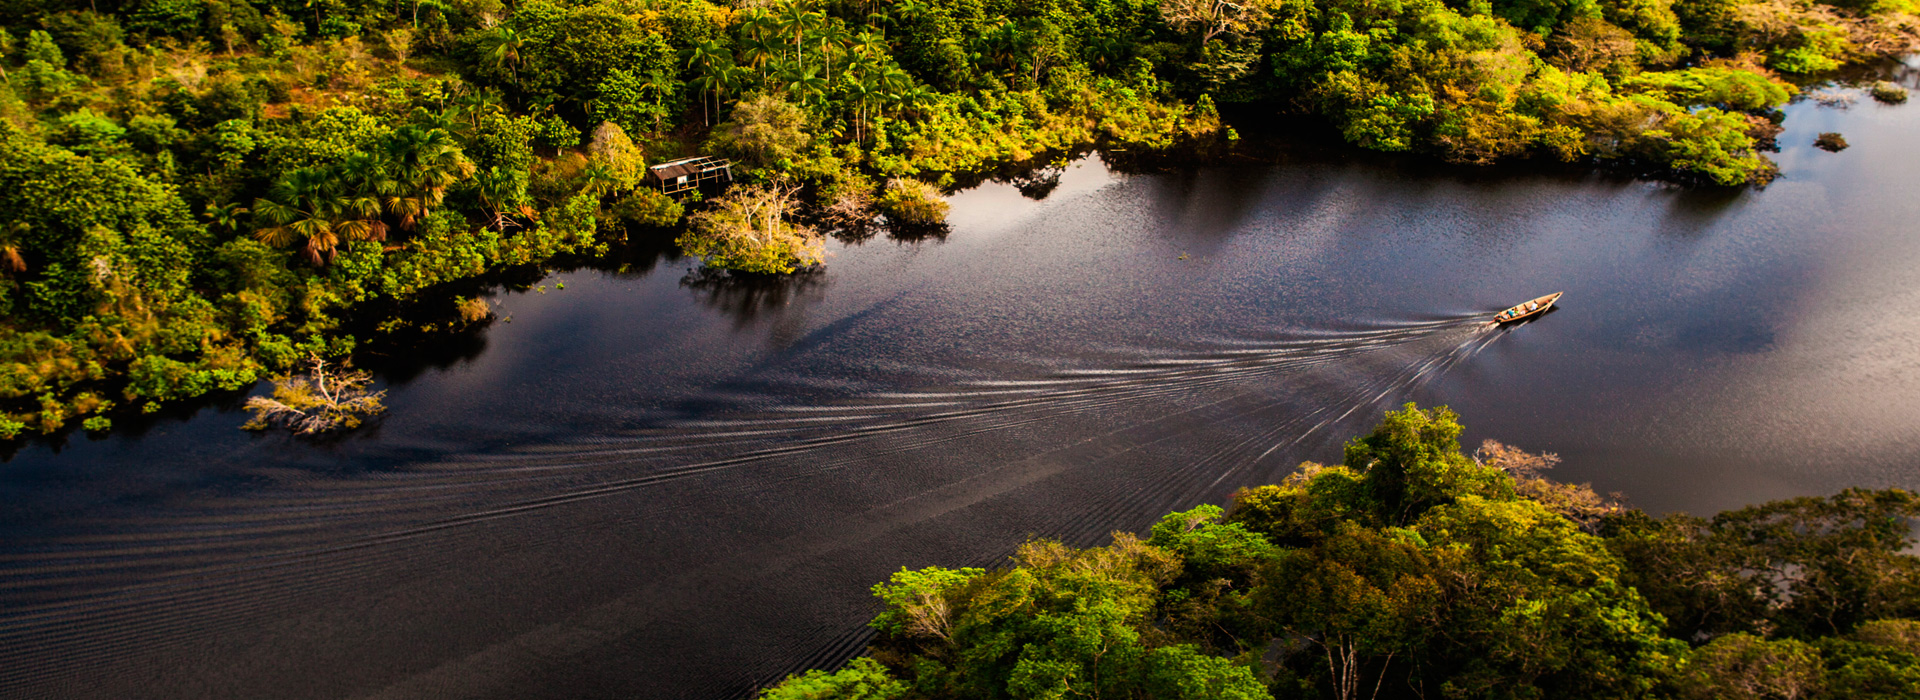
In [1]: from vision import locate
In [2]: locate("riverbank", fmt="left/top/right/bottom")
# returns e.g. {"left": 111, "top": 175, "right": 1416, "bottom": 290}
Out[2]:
{"left": 0, "top": 0, "right": 1916, "bottom": 440}
{"left": 757, "top": 406, "right": 1920, "bottom": 700}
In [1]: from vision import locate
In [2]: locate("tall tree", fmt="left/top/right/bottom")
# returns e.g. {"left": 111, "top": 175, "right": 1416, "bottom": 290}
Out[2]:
{"left": 773, "top": 2, "right": 822, "bottom": 64}
{"left": 479, "top": 26, "right": 524, "bottom": 79}
{"left": 684, "top": 40, "right": 733, "bottom": 126}
{"left": 815, "top": 21, "right": 852, "bottom": 84}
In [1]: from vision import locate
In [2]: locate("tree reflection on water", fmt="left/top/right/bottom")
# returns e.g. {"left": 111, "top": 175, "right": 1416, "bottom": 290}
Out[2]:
{"left": 679, "top": 266, "right": 829, "bottom": 330}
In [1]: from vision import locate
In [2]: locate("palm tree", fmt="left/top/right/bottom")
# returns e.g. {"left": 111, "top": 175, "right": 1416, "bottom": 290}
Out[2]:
{"left": 480, "top": 27, "right": 524, "bottom": 79}
{"left": 979, "top": 21, "right": 1028, "bottom": 78}
{"left": 381, "top": 127, "right": 475, "bottom": 228}
{"left": 205, "top": 201, "right": 250, "bottom": 235}
{"left": 783, "top": 64, "right": 828, "bottom": 107}
{"left": 773, "top": 2, "right": 822, "bottom": 63}
{"left": 721, "top": 63, "right": 753, "bottom": 104}
{"left": 816, "top": 21, "right": 853, "bottom": 84}
{"left": 252, "top": 168, "right": 381, "bottom": 266}
{"left": 334, "top": 165, "right": 390, "bottom": 244}
{"left": 852, "top": 30, "right": 887, "bottom": 62}
{"left": 877, "top": 66, "right": 915, "bottom": 115}
{"left": 741, "top": 33, "right": 780, "bottom": 87}
{"left": 579, "top": 161, "right": 620, "bottom": 199}
{"left": 475, "top": 166, "right": 529, "bottom": 231}
{"left": 842, "top": 76, "right": 875, "bottom": 143}
{"left": 737, "top": 7, "right": 772, "bottom": 39}
{"left": 684, "top": 40, "right": 733, "bottom": 126}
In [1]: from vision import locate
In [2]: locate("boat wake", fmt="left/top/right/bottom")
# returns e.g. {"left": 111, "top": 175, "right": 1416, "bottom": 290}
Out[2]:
{"left": 0, "top": 310, "right": 1516, "bottom": 697}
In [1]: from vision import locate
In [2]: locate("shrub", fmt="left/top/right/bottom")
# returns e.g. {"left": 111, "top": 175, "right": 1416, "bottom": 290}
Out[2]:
{"left": 1816, "top": 132, "right": 1849, "bottom": 151}
{"left": 609, "top": 189, "right": 684, "bottom": 229}
{"left": 818, "top": 169, "right": 876, "bottom": 228}
{"left": 0, "top": 415, "right": 25, "bottom": 440}
{"left": 757, "top": 657, "right": 904, "bottom": 700}
{"left": 1870, "top": 81, "right": 1909, "bottom": 104}
{"left": 454, "top": 296, "right": 491, "bottom": 323}
{"left": 876, "top": 178, "right": 948, "bottom": 225}
{"left": 678, "top": 184, "right": 825, "bottom": 274}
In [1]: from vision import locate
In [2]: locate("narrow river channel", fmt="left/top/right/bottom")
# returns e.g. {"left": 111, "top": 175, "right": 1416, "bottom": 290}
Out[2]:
{"left": 5, "top": 72, "right": 1920, "bottom": 699}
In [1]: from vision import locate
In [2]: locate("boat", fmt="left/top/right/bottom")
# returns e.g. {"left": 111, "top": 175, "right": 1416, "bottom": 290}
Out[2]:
{"left": 1493, "top": 292, "right": 1563, "bottom": 324}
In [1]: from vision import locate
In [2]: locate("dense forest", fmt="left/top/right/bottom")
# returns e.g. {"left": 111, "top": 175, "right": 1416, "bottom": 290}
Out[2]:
{"left": 0, "top": 0, "right": 1912, "bottom": 438}
{"left": 760, "top": 405, "right": 1920, "bottom": 700}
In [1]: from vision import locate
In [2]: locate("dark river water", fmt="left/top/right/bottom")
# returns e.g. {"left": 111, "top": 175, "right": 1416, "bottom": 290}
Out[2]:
{"left": 7, "top": 74, "right": 1920, "bottom": 698}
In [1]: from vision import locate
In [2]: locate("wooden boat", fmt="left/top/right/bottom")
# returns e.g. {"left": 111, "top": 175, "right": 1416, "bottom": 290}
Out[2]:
{"left": 1493, "top": 292, "right": 1563, "bottom": 324}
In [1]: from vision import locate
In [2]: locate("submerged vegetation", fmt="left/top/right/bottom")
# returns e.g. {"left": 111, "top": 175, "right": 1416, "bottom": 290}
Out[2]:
{"left": 0, "top": 0, "right": 1912, "bottom": 438}
{"left": 761, "top": 405, "right": 1920, "bottom": 700}
{"left": 241, "top": 354, "right": 385, "bottom": 434}
{"left": 1872, "top": 80, "right": 1911, "bottom": 102}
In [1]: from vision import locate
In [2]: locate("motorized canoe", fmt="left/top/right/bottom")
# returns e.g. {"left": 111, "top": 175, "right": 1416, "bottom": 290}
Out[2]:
{"left": 1494, "top": 292, "right": 1563, "bottom": 324}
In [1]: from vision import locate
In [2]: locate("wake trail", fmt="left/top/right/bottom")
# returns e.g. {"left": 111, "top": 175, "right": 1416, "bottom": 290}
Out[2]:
{"left": 0, "top": 313, "right": 1512, "bottom": 685}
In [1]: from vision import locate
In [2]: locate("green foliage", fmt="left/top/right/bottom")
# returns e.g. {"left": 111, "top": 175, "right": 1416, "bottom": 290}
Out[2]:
{"left": 1817, "top": 634, "right": 1920, "bottom": 699}
{"left": 1769, "top": 26, "right": 1850, "bottom": 74}
{"left": 259, "top": 106, "right": 391, "bottom": 174}
{"left": 712, "top": 93, "right": 811, "bottom": 171}
{"left": 1140, "top": 645, "right": 1271, "bottom": 700}
{"left": 875, "top": 179, "right": 948, "bottom": 226}
{"left": 679, "top": 184, "right": 824, "bottom": 274}
{"left": 1658, "top": 106, "right": 1777, "bottom": 185}
{"left": 869, "top": 533, "right": 1219, "bottom": 699}
{"left": 590, "top": 67, "right": 676, "bottom": 137}
{"left": 608, "top": 189, "right": 684, "bottom": 229}
{"left": 762, "top": 407, "right": 1920, "bottom": 699}
{"left": 21, "top": 29, "right": 61, "bottom": 66}
{"left": 759, "top": 657, "right": 906, "bottom": 700}
{"left": 1342, "top": 404, "right": 1510, "bottom": 524}
{"left": 1870, "top": 81, "right": 1909, "bottom": 104}
{"left": 870, "top": 566, "right": 987, "bottom": 638}
{"left": 1148, "top": 505, "right": 1278, "bottom": 580}
{"left": 1622, "top": 67, "right": 1793, "bottom": 110}
{"left": 54, "top": 109, "right": 125, "bottom": 153}
{"left": 1605, "top": 488, "right": 1920, "bottom": 641}
{"left": 1676, "top": 633, "right": 1825, "bottom": 700}
{"left": 0, "top": 0, "right": 1907, "bottom": 433}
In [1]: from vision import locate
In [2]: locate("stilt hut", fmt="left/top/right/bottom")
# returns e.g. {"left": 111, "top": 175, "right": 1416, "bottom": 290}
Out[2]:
{"left": 645, "top": 156, "right": 733, "bottom": 195}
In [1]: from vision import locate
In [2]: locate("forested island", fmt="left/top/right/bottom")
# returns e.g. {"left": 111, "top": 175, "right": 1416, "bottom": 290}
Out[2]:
{"left": 0, "top": 0, "right": 1913, "bottom": 437}
{"left": 760, "top": 405, "right": 1920, "bottom": 700}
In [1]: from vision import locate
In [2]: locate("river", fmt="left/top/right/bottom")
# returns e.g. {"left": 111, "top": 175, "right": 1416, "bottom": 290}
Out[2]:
{"left": 4, "top": 74, "right": 1920, "bottom": 698}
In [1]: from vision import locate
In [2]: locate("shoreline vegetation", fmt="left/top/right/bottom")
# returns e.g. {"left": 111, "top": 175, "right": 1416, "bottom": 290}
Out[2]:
{"left": 759, "top": 405, "right": 1920, "bottom": 700}
{"left": 0, "top": 1, "right": 1914, "bottom": 438}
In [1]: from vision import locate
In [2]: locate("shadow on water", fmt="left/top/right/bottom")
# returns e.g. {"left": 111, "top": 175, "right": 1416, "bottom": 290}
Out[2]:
{"left": 355, "top": 229, "right": 687, "bottom": 385}
{"left": 882, "top": 220, "right": 952, "bottom": 244}
{"left": 680, "top": 266, "right": 830, "bottom": 330}
{"left": 1658, "top": 185, "right": 1750, "bottom": 238}
{"left": 0, "top": 388, "right": 257, "bottom": 462}
{"left": 1001, "top": 163, "right": 1066, "bottom": 200}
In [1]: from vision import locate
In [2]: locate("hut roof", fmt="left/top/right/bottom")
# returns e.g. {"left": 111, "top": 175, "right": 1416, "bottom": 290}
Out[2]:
{"left": 647, "top": 156, "right": 730, "bottom": 181}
